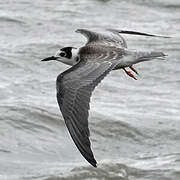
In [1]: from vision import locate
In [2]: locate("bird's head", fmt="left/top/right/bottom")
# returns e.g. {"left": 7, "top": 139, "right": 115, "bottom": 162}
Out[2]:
{"left": 41, "top": 46, "right": 78, "bottom": 66}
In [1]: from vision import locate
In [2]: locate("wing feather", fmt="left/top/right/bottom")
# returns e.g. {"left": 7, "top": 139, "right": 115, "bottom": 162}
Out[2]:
{"left": 76, "top": 28, "right": 127, "bottom": 48}
{"left": 56, "top": 58, "right": 116, "bottom": 167}
{"left": 107, "top": 28, "right": 170, "bottom": 38}
{"left": 76, "top": 28, "right": 170, "bottom": 49}
{"left": 56, "top": 43, "right": 123, "bottom": 167}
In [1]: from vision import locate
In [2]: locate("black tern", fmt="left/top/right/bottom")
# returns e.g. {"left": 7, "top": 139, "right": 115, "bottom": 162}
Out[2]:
{"left": 41, "top": 29, "right": 168, "bottom": 167}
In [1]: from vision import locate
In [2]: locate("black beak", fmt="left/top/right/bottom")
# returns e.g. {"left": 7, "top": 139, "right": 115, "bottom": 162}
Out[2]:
{"left": 41, "top": 56, "right": 57, "bottom": 62}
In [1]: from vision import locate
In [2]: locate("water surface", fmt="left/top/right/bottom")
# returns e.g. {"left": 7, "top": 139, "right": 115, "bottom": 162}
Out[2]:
{"left": 0, "top": 0, "right": 180, "bottom": 179}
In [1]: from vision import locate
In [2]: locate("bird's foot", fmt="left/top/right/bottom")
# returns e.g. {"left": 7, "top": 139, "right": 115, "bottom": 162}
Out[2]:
{"left": 130, "top": 66, "right": 139, "bottom": 75}
{"left": 123, "top": 67, "right": 137, "bottom": 80}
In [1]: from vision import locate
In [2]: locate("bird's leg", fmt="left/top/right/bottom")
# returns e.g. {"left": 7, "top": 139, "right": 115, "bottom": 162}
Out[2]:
{"left": 123, "top": 68, "right": 137, "bottom": 80}
{"left": 129, "top": 66, "right": 139, "bottom": 75}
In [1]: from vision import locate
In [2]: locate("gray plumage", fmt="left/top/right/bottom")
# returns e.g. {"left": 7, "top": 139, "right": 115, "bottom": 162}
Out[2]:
{"left": 56, "top": 45, "right": 123, "bottom": 167}
{"left": 41, "top": 28, "right": 168, "bottom": 167}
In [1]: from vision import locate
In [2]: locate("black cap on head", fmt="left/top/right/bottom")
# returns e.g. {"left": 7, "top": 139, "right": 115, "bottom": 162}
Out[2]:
{"left": 60, "top": 47, "right": 74, "bottom": 59}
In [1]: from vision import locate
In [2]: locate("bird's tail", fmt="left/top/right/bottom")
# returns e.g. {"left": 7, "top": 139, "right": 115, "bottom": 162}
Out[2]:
{"left": 137, "top": 51, "right": 166, "bottom": 62}
{"left": 125, "top": 50, "right": 167, "bottom": 65}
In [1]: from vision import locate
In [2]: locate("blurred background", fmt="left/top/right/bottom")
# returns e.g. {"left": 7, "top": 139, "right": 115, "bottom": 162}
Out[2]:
{"left": 0, "top": 0, "right": 180, "bottom": 179}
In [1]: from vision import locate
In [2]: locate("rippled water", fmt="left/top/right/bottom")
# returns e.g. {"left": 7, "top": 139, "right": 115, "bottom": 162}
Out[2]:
{"left": 0, "top": 0, "right": 180, "bottom": 179}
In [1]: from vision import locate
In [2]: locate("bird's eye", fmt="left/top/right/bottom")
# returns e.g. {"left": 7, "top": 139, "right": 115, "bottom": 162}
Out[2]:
{"left": 60, "top": 52, "right": 66, "bottom": 57}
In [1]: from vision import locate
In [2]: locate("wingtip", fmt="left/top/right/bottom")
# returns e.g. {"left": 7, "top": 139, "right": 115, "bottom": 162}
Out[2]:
{"left": 156, "top": 35, "right": 171, "bottom": 39}
{"left": 90, "top": 160, "right": 97, "bottom": 168}
{"left": 106, "top": 29, "right": 171, "bottom": 38}
{"left": 86, "top": 156, "right": 97, "bottom": 167}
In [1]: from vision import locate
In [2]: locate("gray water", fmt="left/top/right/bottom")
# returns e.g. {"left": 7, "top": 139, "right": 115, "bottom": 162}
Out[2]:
{"left": 0, "top": 0, "right": 180, "bottom": 179}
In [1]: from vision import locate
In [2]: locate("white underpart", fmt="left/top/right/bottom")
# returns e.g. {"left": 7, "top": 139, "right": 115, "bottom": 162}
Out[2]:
{"left": 71, "top": 48, "right": 79, "bottom": 65}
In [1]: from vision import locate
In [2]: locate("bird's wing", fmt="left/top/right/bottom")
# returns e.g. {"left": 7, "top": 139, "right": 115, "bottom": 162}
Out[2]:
{"left": 56, "top": 47, "right": 121, "bottom": 167}
{"left": 75, "top": 28, "right": 127, "bottom": 48}
{"left": 76, "top": 29, "right": 170, "bottom": 49}
{"left": 107, "top": 28, "right": 170, "bottom": 38}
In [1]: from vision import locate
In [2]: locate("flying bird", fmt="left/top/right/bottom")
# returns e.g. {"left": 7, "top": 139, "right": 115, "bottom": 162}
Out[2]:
{"left": 41, "top": 29, "right": 168, "bottom": 167}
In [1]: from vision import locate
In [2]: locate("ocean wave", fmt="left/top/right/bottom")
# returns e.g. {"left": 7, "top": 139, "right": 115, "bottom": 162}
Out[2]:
{"left": 33, "top": 155, "right": 180, "bottom": 180}
{"left": 91, "top": 118, "right": 148, "bottom": 142}
{"left": 0, "top": 16, "right": 25, "bottom": 24}
{"left": 0, "top": 104, "right": 65, "bottom": 137}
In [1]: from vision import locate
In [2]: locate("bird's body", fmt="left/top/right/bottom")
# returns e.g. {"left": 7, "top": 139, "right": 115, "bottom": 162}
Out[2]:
{"left": 41, "top": 28, "right": 168, "bottom": 167}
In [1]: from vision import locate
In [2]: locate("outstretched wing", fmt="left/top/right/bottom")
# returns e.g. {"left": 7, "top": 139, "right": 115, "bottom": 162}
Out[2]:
{"left": 76, "top": 28, "right": 170, "bottom": 49}
{"left": 56, "top": 46, "right": 122, "bottom": 167}
{"left": 107, "top": 28, "right": 170, "bottom": 38}
{"left": 56, "top": 61, "right": 114, "bottom": 167}
{"left": 75, "top": 28, "right": 127, "bottom": 48}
